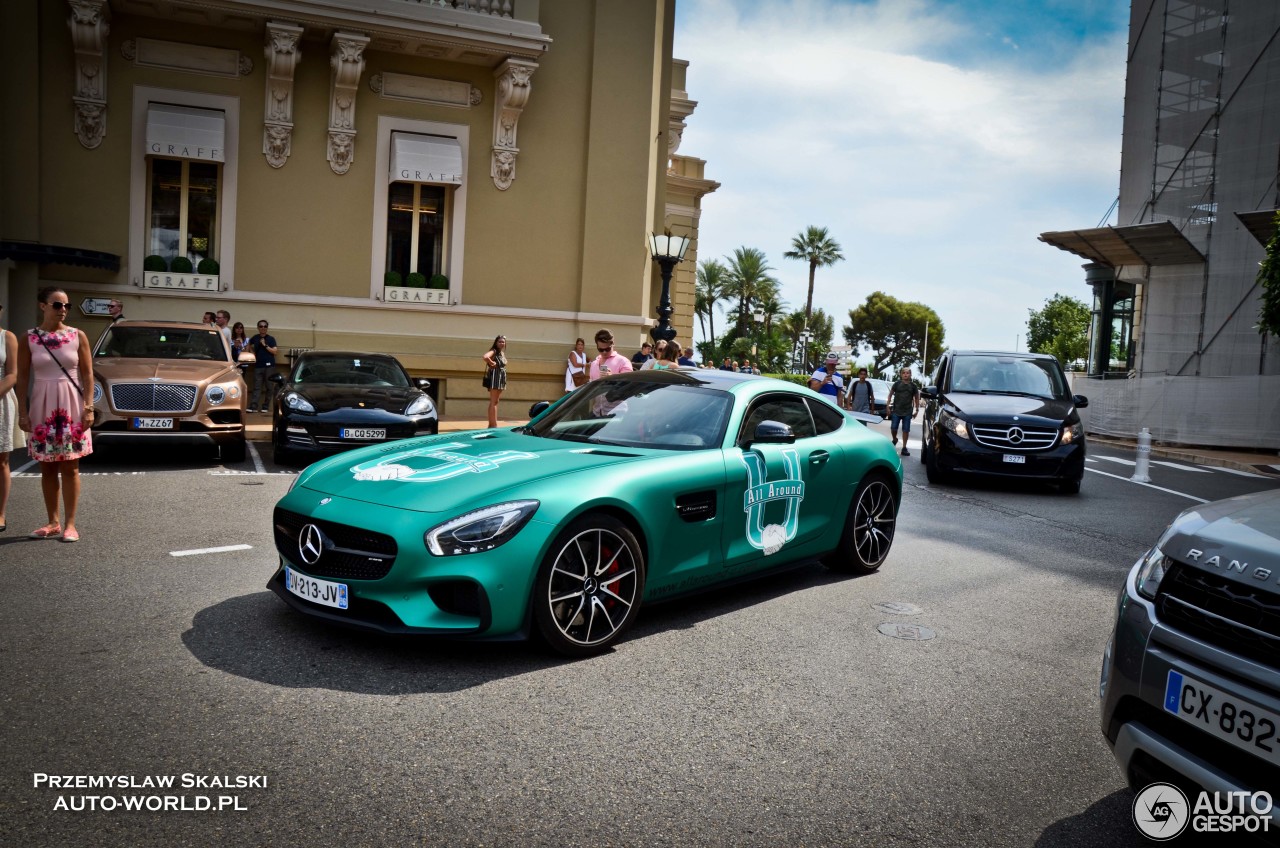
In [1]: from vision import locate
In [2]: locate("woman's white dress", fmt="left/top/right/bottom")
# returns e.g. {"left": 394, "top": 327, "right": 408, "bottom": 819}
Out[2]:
{"left": 564, "top": 349, "right": 586, "bottom": 391}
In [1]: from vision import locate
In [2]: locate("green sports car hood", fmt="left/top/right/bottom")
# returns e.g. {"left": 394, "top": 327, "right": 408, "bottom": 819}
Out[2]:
{"left": 294, "top": 429, "right": 651, "bottom": 514}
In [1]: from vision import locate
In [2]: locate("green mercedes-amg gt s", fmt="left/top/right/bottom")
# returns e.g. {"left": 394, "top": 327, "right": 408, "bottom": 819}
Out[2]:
{"left": 269, "top": 368, "right": 903, "bottom": 655}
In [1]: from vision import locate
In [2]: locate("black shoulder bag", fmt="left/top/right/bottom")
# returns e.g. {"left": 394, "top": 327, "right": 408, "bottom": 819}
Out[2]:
{"left": 35, "top": 329, "right": 84, "bottom": 397}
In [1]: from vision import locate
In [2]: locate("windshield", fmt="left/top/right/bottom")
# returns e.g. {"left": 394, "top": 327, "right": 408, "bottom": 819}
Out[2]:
{"left": 947, "top": 355, "right": 1069, "bottom": 400}
{"left": 529, "top": 380, "right": 732, "bottom": 451}
{"left": 95, "top": 326, "right": 229, "bottom": 361}
{"left": 293, "top": 356, "right": 410, "bottom": 388}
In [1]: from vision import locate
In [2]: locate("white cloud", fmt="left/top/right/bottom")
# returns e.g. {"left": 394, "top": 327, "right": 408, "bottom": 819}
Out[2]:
{"left": 674, "top": 0, "right": 1125, "bottom": 361}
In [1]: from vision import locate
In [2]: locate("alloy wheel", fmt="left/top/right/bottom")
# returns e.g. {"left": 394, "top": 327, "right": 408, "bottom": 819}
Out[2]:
{"left": 545, "top": 526, "right": 640, "bottom": 648}
{"left": 852, "top": 479, "right": 896, "bottom": 567}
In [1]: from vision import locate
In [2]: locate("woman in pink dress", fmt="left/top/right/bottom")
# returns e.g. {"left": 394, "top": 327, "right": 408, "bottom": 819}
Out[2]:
{"left": 16, "top": 286, "right": 94, "bottom": 542}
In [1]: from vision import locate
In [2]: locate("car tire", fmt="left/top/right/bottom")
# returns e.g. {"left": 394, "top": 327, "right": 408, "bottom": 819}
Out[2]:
{"left": 533, "top": 514, "right": 646, "bottom": 657}
{"left": 823, "top": 473, "right": 898, "bottom": 575}
{"left": 1059, "top": 475, "right": 1082, "bottom": 495}
{"left": 222, "top": 437, "right": 247, "bottom": 464}
{"left": 924, "top": 434, "right": 946, "bottom": 484}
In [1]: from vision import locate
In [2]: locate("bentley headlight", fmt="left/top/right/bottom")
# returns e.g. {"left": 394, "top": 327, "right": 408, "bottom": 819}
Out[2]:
{"left": 206, "top": 385, "right": 226, "bottom": 405}
{"left": 1135, "top": 546, "right": 1170, "bottom": 600}
{"left": 93, "top": 381, "right": 104, "bottom": 404}
{"left": 940, "top": 410, "right": 969, "bottom": 440}
{"left": 1061, "top": 422, "right": 1083, "bottom": 444}
{"left": 284, "top": 392, "right": 315, "bottom": 413}
{"left": 425, "top": 500, "right": 539, "bottom": 556}
{"left": 406, "top": 394, "right": 435, "bottom": 416}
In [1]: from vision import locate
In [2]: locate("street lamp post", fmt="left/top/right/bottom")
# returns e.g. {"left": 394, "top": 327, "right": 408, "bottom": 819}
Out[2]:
{"left": 793, "top": 330, "right": 813, "bottom": 373}
{"left": 647, "top": 231, "right": 692, "bottom": 343}
{"left": 751, "top": 310, "right": 765, "bottom": 359}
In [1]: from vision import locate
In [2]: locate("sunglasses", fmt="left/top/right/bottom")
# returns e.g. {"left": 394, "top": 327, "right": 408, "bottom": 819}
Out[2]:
{"left": 257, "top": 324, "right": 268, "bottom": 329}
{"left": 49, "top": 301, "right": 70, "bottom": 309}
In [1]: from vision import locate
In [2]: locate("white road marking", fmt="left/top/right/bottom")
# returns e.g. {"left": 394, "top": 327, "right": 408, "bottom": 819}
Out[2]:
{"left": 1096, "top": 456, "right": 1136, "bottom": 466}
{"left": 209, "top": 470, "right": 295, "bottom": 476}
{"left": 16, "top": 471, "right": 149, "bottom": 477}
{"left": 1215, "top": 466, "right": 1269, "bottom": 479}
{"left": 247, "top": 440, "right": 267, "bottom": 474}
{"left": 1086, "top": 467, "right": 1209, "bottom": 503}
{"left": 1151, "top": 460, "right": 1210, "bottom": 473}
{"left": 14, "top": 459, "right": 37, "bottom": 475}
{"left": 170, "top": 544, "right": 253, "bottom": 558}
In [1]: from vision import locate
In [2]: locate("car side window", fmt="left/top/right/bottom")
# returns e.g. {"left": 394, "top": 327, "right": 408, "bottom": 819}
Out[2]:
{"left": 740, "top": 395, "right": 816, "bottom": 443}
{"left": 807, "top": 397, "right": 845, "bottom": 434}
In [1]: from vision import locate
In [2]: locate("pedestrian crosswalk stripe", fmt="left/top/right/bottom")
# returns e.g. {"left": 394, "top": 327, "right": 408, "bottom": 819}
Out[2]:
{"left": 1150, "top": 460, "right": 1210, "bottom": 473}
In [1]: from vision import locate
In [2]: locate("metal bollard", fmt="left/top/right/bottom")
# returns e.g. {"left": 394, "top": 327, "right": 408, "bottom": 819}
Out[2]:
{"left": 1132, "top": 427, "right": 1152, "bottom": 483}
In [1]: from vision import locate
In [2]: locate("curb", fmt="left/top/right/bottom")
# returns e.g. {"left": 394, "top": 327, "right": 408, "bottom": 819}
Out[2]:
{"left": 1087, "top": 435, "right": 1278, "bottom": 477}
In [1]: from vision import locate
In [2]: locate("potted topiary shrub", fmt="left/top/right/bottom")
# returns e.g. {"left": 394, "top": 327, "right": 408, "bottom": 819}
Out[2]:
{"left": 197, "top": 258, "right": 220, "bottom": 275}
{"left": 170, "top": 256, "right": 194, "bottom": 273}
{"left": 384, "top": 270, "right": 403, "bottom": 287}
{"left": 143, "top": 254, "right": 167, "bottom": 272}
{"left": 406, "top": 272, "right": 427, "bottom": 288}
{"left": 428, "top": 273, "right": 449, "bottom": 289}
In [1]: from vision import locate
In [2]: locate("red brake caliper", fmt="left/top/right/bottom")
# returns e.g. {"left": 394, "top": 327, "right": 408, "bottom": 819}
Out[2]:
{"left": 603, "top": 543, "right": 622, "bottom": 605}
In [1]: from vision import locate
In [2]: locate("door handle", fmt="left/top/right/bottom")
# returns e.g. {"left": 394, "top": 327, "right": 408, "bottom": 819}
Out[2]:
{"left": 809, "top": 450, "right": 829, "bottom": 466}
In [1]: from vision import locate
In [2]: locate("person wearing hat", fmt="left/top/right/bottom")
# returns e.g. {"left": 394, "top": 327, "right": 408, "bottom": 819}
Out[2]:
{"left": 809, "top": 352, "right": 845, "bottom": 401}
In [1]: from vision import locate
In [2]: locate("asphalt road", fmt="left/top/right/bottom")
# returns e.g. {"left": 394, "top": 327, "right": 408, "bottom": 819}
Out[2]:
{"left": 1, "top": 433, "right": 1276, "bottom": 847}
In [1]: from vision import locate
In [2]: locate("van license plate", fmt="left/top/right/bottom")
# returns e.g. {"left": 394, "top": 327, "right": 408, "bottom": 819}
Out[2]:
{"left": 1002, "top": 454, "right": 1025, "bottom": 464}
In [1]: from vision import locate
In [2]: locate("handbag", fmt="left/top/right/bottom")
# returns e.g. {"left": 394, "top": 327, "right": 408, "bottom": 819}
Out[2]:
{"left": 571, "top": 370, "right": 588, "bottom": 388}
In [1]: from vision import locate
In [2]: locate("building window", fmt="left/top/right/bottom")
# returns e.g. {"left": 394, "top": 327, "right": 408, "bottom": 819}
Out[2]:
{"left": 147, "top": 158, "right": 220, "bottom": 268}
{"left": 386, "top": 182, "right": 447, "bottom": 279}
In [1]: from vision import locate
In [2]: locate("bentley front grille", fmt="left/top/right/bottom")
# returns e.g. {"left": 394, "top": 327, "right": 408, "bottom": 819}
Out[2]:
{"left": 110, "top": 383, "right": 198, "bottom": 413}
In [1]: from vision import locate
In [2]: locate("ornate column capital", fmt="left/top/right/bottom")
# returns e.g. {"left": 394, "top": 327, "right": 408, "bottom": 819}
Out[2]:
{"left": 67, "top": 0, "right": 110, "bottom": 149}
{"left": 263, "top": 21, "right": 303, "bottom": 169}
{"left": 327, "top": 32, "right": 369, "bottom": 175}
{"left": 490, "top": 57, "right": 537, "bottom": 191}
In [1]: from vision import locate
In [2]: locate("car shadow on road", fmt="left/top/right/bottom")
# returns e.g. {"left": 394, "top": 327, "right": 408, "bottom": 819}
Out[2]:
{"left": 1036, "top": 789, "right": 1146, "bottom": 847}
{"left": 181, "top": 562, "right": 856, "bottom": 694}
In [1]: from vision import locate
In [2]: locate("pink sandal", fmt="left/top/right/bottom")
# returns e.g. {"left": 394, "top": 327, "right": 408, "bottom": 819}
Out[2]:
{"left": 30, "top": 524, "right": 62, "bottom": 539}
{"left": 61, "top": 530, "right": 81, "bottom": 544}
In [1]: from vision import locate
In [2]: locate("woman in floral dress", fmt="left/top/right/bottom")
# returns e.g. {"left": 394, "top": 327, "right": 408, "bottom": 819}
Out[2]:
{"left": 16, "top": 286, "right": 94, "bottom": 542}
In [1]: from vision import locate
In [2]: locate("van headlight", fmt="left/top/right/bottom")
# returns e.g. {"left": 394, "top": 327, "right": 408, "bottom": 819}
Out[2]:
{"left": 940, "top": 410, "right": 969, "bottom": 440}
{"left": 1061, "top": 422, "right": 1083, "bottom": 444}
{"left": 425, "top": 501, "right": 539, "bottom": 556}
{"left": 1135, "top": 546, "right": 1170, "bottom": 600}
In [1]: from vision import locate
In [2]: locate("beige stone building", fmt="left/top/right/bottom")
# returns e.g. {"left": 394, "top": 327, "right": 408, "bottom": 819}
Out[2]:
{"left": 0, "top": 0, "right": 718, "bottom": 419}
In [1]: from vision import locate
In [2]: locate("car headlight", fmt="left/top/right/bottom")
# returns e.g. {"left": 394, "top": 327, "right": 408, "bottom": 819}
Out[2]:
{"left": 940, "top": 410, "right": 969, "bottom": 439}
{"left": 1135, "top": 546, "right": 1170, "bottom": 600}
{"left": 424, "top": 500, "right": 539, "bottom": 556}
{"left": 283, "top": 391, "right": 315, "bottom": 413}
{"left": 1061, "top": 422, "right": 1083, "bottom": 444}
{"left": 93, "top": 381, "right": 104, "bottom": 404}
{"left": 406, "top": 394, "right": 435, "bottom": 416}
{"left": 206, "top": 385, "right": 226, "bottom": 405}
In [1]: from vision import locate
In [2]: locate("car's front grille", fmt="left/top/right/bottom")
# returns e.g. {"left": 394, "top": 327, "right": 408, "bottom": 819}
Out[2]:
{"left": 1157, "top": 564, "right": 1280, "bottom": 670}
{"left": 273, "top": 507, "right": 397, "bottom": 581}
{"left": 111, "top": 383, "right": 198, "bottom": 412}
{"left": 971, "top": 425, "right": 1058, "bottom": 451}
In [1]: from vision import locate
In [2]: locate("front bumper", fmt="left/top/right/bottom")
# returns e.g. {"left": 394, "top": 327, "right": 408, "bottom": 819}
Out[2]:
{"left": 933, "top": 428, "right": 1084, "bottom": 481}
{"left": 275, "top": 411, "right": 438, "bottom": 454}
{"left": 1100, "top": 564, "right": 1280, "bottom": 809}
{"left": 93, "top": 411, "right": 244, "bottom": 447}
{"left": 268, "top": 491, "right": 549, "bottom": 639}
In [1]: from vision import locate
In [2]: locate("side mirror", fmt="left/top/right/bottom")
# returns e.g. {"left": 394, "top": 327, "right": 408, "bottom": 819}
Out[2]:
{"left": 1073, "top": 394, "right": 1089, "bottom": 409}
{"left": 922, "top": 385, "right": 938, "bottom": 399}
{"left": 268, "top": 373, "right": 285, "bottom": 384}
{"left": 528, "top": 401, "right": 551, "bottom": 418}
{"left": 751, "top": 420, "right": 795, "bottom": 445}
{"left": 237, "top": 351, "right": 257, "bottom": 364}
{"left": 415, "top": 378, "right": 431, "bottom": 390}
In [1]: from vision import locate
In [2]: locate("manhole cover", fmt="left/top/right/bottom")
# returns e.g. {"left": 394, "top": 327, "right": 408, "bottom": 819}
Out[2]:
{"left": 877, "top": 622, "right": 936, "bottom": 641}
{"left": 871, "top": 601, "right": 922, "bottom": 616}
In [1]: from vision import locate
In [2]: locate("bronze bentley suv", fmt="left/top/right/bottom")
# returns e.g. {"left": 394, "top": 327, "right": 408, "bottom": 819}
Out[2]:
{"left": 91, "top": 319, "right": 252, "bottom": 462}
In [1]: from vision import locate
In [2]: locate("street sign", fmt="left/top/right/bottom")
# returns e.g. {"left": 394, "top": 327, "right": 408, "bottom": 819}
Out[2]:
{"left": 81, "top": 297, "right": 113, "bottom": 317}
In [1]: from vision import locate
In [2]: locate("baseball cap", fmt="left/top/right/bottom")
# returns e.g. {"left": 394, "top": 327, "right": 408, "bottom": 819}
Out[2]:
{"left": 825, "top": 352, "right": 838, "bottom": 363}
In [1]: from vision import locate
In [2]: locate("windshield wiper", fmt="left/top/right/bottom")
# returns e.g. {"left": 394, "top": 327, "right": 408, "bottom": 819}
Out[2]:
{"left": 976, "top": 390, "right": 1052, "bottom": 400}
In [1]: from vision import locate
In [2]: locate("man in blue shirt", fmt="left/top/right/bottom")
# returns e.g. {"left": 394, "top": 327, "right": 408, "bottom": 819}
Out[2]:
{"left": 678, "top": 347, "right": 697, "bottom": 367}
{"left": 808, "top": 352, "right": 844, "bottom": 401}
{"left": 247, "top": 319, "right": 278, "bottom": 413}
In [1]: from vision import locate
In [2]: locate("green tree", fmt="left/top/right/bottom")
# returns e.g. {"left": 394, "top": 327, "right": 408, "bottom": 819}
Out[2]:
{"left": 1257, "top": 211, "right": 1280, "bottom": 337}
{"left": 783, "top": 226, "right": 844, "bottom": 335}
{"left": 1026, "top": 293, "right": 1090, "bottom": 369}
{"left": 722, "top": 247, "right": 779, "bottom": 336}
{"left": 783, "top": 307, "right": 834, "bottom": 370}
{"left": 843, "top": 291, "right": 944, "bottom": 376}
{"left": 695, "top": 259, "right": 729, "bottom": 356}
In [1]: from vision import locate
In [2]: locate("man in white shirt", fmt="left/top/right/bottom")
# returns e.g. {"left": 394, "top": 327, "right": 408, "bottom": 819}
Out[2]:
{"left": 215, "top": 310, "right": 233, "bottom": 348}
{"left": 808, "top": 352, "right": 844, "bottom": 402}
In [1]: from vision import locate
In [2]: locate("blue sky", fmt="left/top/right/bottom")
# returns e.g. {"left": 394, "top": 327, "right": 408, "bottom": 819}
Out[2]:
{"left": 673, "top": 0, "right": 1130, "bottom": 364}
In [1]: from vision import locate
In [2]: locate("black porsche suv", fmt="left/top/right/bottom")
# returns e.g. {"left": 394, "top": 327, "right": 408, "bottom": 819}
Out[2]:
{"left": 920, "top": 350, "right": 1088, "bottom": 493}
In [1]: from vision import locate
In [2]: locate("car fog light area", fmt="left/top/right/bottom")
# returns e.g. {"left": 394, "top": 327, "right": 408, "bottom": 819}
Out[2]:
{"left": 1135, "top": 546, "right": 1170, "bottom": 600}
{"left": 425, "top": 501, "right": 539, "bottom": 556}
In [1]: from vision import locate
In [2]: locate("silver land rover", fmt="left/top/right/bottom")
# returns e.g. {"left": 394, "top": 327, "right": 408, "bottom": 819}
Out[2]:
{"left": 1100, "top": 489, "right": 1280, "bottom": 819}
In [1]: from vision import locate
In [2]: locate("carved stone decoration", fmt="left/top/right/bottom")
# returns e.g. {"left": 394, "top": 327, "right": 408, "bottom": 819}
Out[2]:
{"left": 470, "top": 86, "right": 482, "bottom": 106}
{"left": 262, "top": 22, "right": 303, "bottom": 169}
{"left": 490, "top": 58, "right": 537, "bottom": 191}
{"left": 239, "top": 55, "right": 254, "bottom": 76}
{"left": 120, "top": 39, "right": 136, "bottom": 61}
{"left": 369, "top": 74, "right": 383, "bottom": 94}
{"left": 68, "top": 0, "right": 110, "bottom": 149}
{"left": 327, "top": 32, "right": 368, "bottom": 175}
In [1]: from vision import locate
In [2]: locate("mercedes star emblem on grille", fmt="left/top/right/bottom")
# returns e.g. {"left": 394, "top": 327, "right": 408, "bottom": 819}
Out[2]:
{"left": 1007, "top": 427, "right": 1025, "bottom": 444}
{"left": 298, "top": 524, "right": 325, "bottom": 566}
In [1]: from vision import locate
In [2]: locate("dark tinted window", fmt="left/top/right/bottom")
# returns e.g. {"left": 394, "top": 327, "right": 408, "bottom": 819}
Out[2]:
{"left": 295, "top": 355, "right": 410, "bottom": 387}
{"left": 807, "top": 397, "right": 846, "bottom": 434}
{"left": 947, "top": 355, "right": 1068, "bottom": 399}
{"left": 95, "top": 326, "right": 228, "bottom": 361}
{"left": 740, "top": 395, "right": 816, "bottom": 442}
{"left": 530, "top": 379, "right": 731, "bottom": 451}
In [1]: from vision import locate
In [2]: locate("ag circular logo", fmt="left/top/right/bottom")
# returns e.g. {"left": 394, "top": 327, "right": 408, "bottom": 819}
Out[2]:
{"left": 1132, "top": 782, "right": 1189, "bottom": 840}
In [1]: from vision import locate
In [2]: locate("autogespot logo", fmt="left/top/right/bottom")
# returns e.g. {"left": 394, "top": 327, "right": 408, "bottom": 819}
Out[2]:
{"left": 1133, "top": 782, "right": 1190, "bottom": 841}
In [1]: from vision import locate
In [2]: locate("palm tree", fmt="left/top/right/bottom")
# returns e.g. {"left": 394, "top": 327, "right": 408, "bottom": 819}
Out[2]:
{"left": 695, "top": 259, "right": 728, "bottom": 351}
{"left": 723, "top": 247, "right": 778, "bottom": 336}
{"left": 783, "top": 226, "right": 844, "bottom": 335}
